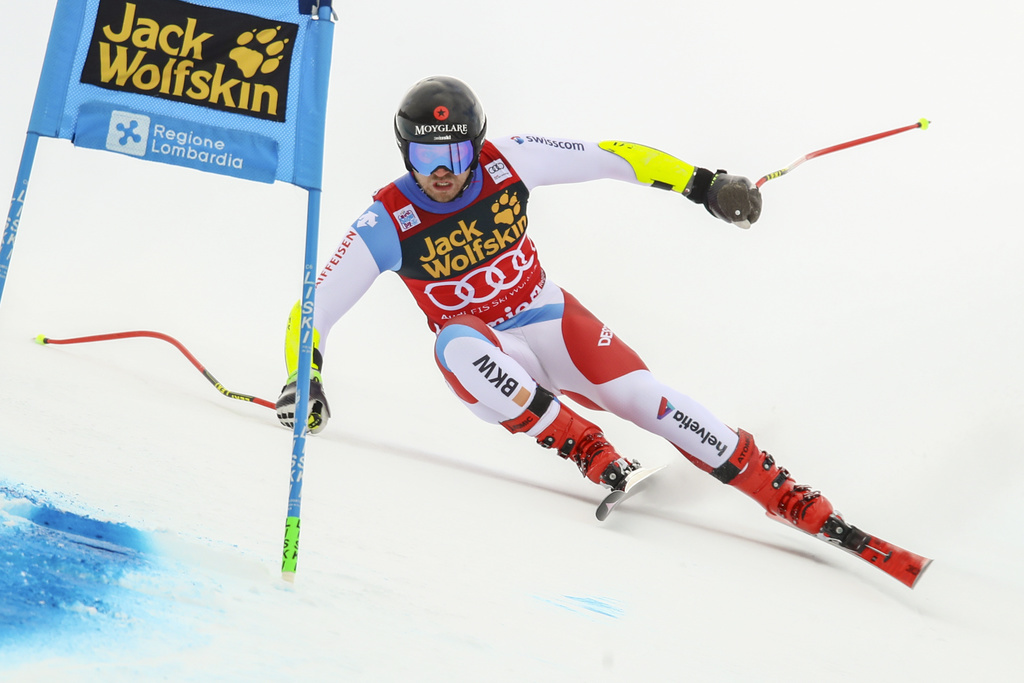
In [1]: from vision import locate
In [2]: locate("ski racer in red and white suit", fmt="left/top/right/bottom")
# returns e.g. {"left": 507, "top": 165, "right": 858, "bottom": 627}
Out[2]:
{"left": 278, "top": 76, "right": 840, "bottom": 539}
{"left": 316, "top": 136, "right": 744, "bottom": 469}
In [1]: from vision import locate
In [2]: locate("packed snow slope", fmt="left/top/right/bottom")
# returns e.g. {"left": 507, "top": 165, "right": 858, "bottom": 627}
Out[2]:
{"left": 2, "top": 1, "right": 1022, "bottom": 681}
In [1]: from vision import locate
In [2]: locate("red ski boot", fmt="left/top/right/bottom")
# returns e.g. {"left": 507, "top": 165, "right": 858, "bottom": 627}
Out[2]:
{"left": 502, "top": 387, "right": 639, "bottom": 490}
{"left": 711, "top": 429, "right": 834, "bottom": 535}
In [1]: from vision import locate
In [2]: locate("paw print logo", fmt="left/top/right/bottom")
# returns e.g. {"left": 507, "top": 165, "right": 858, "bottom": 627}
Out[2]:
{"left": 492, "top": 191, "right": 522, "bottom": 226}
{"left": 230, "top": 27, "right": 290, "bottom": 78}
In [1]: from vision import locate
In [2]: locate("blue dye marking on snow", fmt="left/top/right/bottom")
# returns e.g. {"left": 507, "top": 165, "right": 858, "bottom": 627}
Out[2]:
{"left": 0, "top": 485, "right": 153, "bottom": 642}
{"left": 536, "top": 594, "right": 625, "bottom": 619}
{"left": 562, "top": 596, "right": 624, "bottom": 618}
{"left": 0, "top": 483, "right": 209, "bottom": 665}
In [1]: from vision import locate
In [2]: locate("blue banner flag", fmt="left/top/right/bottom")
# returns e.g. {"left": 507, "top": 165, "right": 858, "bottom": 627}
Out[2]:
{"left": 3, "top": 0, "right": 336, "bottom": 578}
{"left": 28, "top": 0, "right": 334, "bottom": 189}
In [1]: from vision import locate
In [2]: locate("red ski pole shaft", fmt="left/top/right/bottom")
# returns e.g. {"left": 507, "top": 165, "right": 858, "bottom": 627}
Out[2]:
{"left": 756, "top": 118, "right": 930, "bottom": 188}
{"left": 35, "top": 330, "right": 276, "bottom": 410}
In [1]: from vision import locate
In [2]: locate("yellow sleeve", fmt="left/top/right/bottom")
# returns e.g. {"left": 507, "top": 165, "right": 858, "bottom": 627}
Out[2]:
{"left": 598, "top": 140, "right": 698, "bottom": 194}
{"left": 284, "top": 300, "right": 322, "bottom": 378}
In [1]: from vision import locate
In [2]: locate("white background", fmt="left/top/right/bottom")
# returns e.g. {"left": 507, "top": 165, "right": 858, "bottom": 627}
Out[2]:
{"left": 1, "top": 1, "right": 1022, "bottom": 680}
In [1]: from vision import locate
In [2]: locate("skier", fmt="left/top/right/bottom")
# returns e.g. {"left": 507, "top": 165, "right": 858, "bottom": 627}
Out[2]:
{"left": 276, "top": 75, "right": 834, "bottom": 538}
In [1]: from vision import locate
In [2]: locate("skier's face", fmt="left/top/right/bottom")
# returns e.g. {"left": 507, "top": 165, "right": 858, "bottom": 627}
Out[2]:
{"left": 413, "top": 167, "right": 471, "bottom": 203}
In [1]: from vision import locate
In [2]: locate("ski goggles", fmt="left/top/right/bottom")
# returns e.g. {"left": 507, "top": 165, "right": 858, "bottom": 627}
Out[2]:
{"left": 406, "top": 140, "right": 475, "bottom": 176}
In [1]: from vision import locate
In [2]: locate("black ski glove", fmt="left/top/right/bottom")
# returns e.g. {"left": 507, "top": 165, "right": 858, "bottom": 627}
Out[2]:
{"left": 686, "top": 168, "right": 762, "bottom": 228}
{"left": 276, "top": 372, "right": 331, "bottom": 434}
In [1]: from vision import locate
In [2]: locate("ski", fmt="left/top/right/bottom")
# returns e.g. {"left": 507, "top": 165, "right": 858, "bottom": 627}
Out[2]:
{"left": 596, "top": 465, "right": 667, "bottom": 521}
{"left": 814, "top": 514, "right": 932, "bottom": 588}
{"left": 593, "top": 464, "right": 930, "bottom": 587}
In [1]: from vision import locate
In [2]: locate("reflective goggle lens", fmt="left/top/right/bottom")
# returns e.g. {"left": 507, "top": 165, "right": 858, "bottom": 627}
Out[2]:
{"left": 407, "top": 140, "right": 475, "bottom": 175}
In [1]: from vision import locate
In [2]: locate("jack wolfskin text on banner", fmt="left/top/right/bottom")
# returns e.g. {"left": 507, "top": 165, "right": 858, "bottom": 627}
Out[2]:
{"left": 28, "top": 0, "right": 334, "bottom": 189}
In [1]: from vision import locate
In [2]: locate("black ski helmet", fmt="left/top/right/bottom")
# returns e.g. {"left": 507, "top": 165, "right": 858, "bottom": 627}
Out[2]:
{"left": 394, "top": 76, "right": 487, "bottom": 174}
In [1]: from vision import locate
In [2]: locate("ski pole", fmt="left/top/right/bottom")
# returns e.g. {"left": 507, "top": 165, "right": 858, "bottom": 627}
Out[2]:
{"left": 35, "top": 330, "right": 276, "bottom": 410}
{"left": 756, "top": 118, "right": 930, "bottom": 188}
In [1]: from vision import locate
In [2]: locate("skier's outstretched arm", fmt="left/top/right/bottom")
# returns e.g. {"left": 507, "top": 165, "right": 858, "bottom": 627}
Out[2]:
{"left": 493, "top": 135, "right": 761, "bottom": 227}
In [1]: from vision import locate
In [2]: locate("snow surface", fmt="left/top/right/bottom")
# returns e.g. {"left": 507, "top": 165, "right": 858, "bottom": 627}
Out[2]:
{"left": 2, "top": 1, "right": 1023, "bottom": 681}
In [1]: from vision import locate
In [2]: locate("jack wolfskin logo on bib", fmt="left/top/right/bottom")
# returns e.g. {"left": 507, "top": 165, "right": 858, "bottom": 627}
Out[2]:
{"left": 81, "top": 0, "right": 298, "bottom": 122}
{"left": 413, "top": 189, "right": 529, "bottom": 280}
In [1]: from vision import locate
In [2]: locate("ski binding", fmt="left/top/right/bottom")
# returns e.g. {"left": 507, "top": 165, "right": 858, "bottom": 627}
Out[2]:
{"left": 596, "top": 465, "right": 667, "bottom": 521}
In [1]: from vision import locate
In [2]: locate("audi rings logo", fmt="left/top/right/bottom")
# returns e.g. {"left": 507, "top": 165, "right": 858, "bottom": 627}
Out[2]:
{"left": 425, "top": 243, "right": 536, "bottom": 311}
